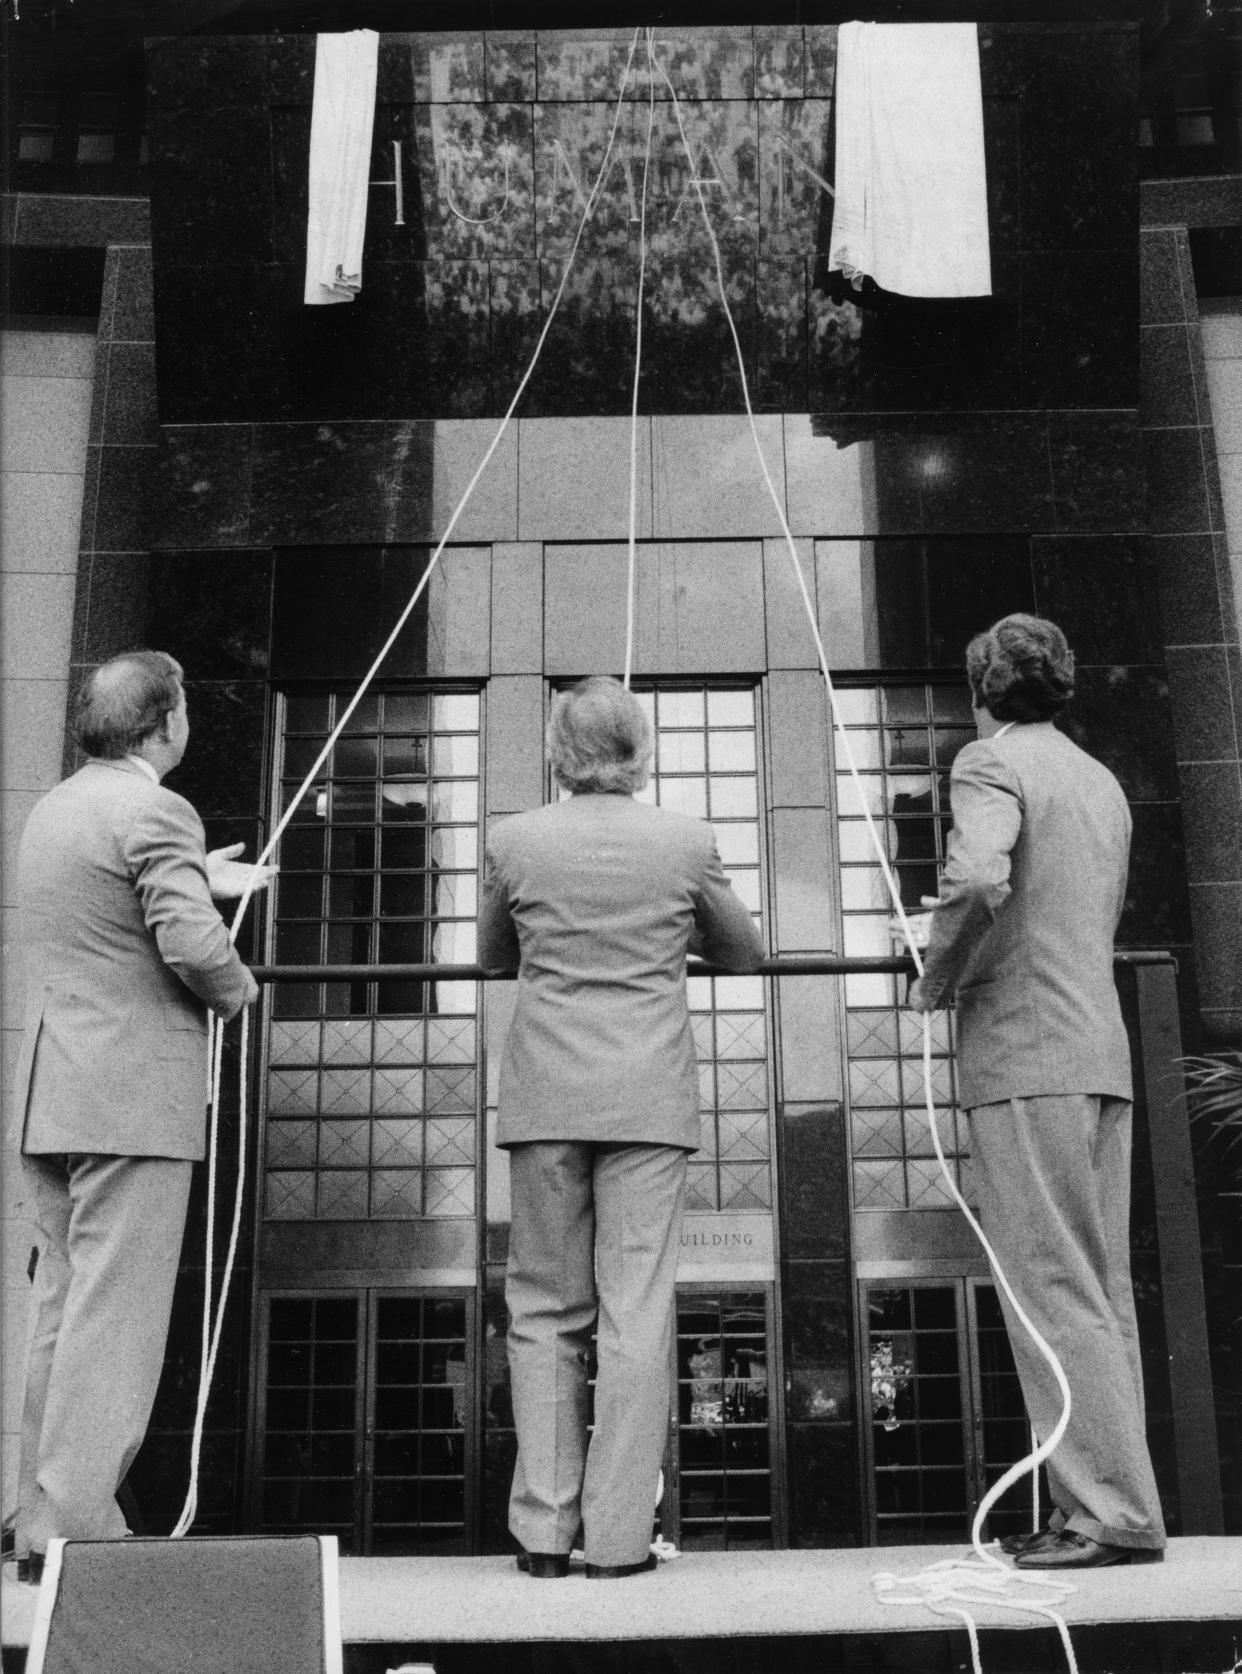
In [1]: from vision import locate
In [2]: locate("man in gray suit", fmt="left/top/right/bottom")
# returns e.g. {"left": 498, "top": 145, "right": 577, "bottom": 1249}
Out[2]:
{"left": 11, "top": 651, "right": 270, "bottom": 1579}
{"left": 908, "top": 614, "right": 1165, "bottom": 1569}
{"left": 479, "top": 677, "right": 763, "bottom": 1579}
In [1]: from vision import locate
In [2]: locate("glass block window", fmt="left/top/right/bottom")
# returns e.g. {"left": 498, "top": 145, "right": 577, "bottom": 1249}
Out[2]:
{"left": 866, "top": 1284, "right": 969, "bottom": 1545}
{"left": 257, "top": 1296, "right": 362, "bottom": 1550}
{"left": 264, "top": 690, "right": 481, "bottom": 1222}
{"left": 637, "top": 687, "right": 770, "bottom": 1215}
{"left": 833, "top": 684, "right": 975, "bottom": 1209}
{"left": 674, "top": 1291, "right": 774, "bottom": 1550}
{"left": 370, "top": 1295, "right": 470, "bottom": 1555}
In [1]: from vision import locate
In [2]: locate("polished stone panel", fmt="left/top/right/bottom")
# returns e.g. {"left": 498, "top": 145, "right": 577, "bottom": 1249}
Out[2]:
{"left": 757, "top": 102, "right": 833, "bottom": 257}
{"left": 982, "top": 95, "right": 1021, "bottom": 253}
{"left": 154, "top": 426, "right": 252, "bottom": 549}
{"left": 1031, "top": 536, "right": 1162, "bottom": 665}
{"left": 776, "top": 933, "right": 847, "bottom": 1085}
{"left": 803, "top": 27, "right": 837, "bottom": 99}
{"left": 269, "top": 545, "right": 485, "bottom": 682}
{"left": 83, "top": 551, "right": 272, "bottom": 677}
{"left": 1140, "top": 228, "right": 1190, "bottom": 329}
{"left": 489, "top": 543, "right": 542, "bottom": 675}
{"left": 1189, "top": 880, "right": 1242, "bottom": 1015}
{"left": 147, "top": 35, "right": 270, "bottom": 109}
{"left": 543, "top": 544, "right": 633, "bottom": 677}
{"left": 1142, "top": 325, "right": 1198, "bottom": 428}
{"left": 756, "top": 259, "right": 809, "bottom": 412}
{"left": 162, "top": 680, "right": 268, "bottom": 818}
{"left": 154, "top": 264, "right": 279, "bottom": 423}
{"left": 433, "top": 419, "right": 518, "bottom": 543}
{"left": 754, "top": 28, "right": 806, "bottom": 99}
{"left": 533, "top": 103, "right": 643, "bottom": 258}
{"left": 517, "top": 415, "right": 651, "bottom": 541}
{"left": 642, "top": 248, "right": 758, "bottom": 414}
{"left": 768, "top": 671, "right": 829, "bottom": 808}
{"left": 486, "top": 33, "right": 537, "bottom": 103}
{"left": 1065, "top": 667, "right": 1180, "bottom": 804}
{"left": 778, "top": 1104, "right": 847, "bottom": 1263}
{"left": 1142, "top": 428, "right": 1214, "bottom": 536}
{"left": 98, "top": 342, "right": 158, "bottom": 446}
{"left": 484, "top": 674, "right": 543, "bottom": 816}
{"left": 771, "top": 807, "right": 836, "bottom": 953}
{"left": 763, "top": 537, "right": 819, "bottom": 671}
{"left": 1150, "top": 534, "right": 1230, "bottom": 647}
{"left": 867, "top": 536, "right": 1034, "bottom": 667}
{"left": 1122, "top": 803, "right": 1193, "bottom": 947}
{"left": 915, "top": 416, "right": 1057, "bottom": 534}
{"left": 806, "top": 287, "right": 864, "bottom": 414}
{"left": 111, "top": 246, "right": 155, "bottom": 343}
{"left": 649, "top": 540, "right": 767, "bottom": 673}
{"left": 408, "top": 33, "right": 487, "bottom": 104}
{"left": 1176, "top": 762, "right": 1242, "bottom": 884}
{"left": 652, "top": 415, "right": 784, "bottom": 539}
{"left": 267, "top": 32, "right": 314, "bottom": 103}
{"left": 148, "top": 103, "right": 275, "bottom": 265}
{"left": 93, "top": 445, "right": 157, "bottom": 551}
{"left": 1017, "top": 30, "right": 1135, "bottom": 253}
{"left": 1165, "top": 645, "right": 1240, "bottom": 763}
{"left": 1049, "top": 413, "right": 1144, "bottom": 533}
{"left": 788, "top": 422, "right": 872, "bottom": 537}
{"left": 250, "top": 423, "right": 434, "bottom": 546}
{"left": 1026, "top": 251, "right": 1137, "bottom": 408}
{"left": 786, "top": 1421, "right": 862, "bottom": 1546}
{"left": 411, "top": 104, "right": 536, "bottom": 262}
{"left": 522, "top": 255, "right": 641, "bottom": 416}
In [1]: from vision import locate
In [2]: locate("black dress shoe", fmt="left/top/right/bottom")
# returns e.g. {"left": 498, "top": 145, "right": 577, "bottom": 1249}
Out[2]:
{"left": 16, "top": 1553, "right": 44, "bottom": 1586}
{"left": 999, "top": 1525, "right": 1058, "bottom": 1556}
{"left": 1015, "top": 1531, "right": 1164, "bottom": 1570}
{"left": 515, "top": 1549, "right": 570, "bottom": 1578}
{"left": 584, "top": 1554, "right": 658, "bottom": 1580}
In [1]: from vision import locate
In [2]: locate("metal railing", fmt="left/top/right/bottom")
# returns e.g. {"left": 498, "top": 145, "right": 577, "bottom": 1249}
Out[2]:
{"left": 249, "top": 950, "right": 1177, "bottom": 982}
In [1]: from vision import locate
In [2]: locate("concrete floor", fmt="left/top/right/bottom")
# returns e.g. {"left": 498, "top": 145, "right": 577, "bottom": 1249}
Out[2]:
{"left": 4, "top": 1538, "right": 1241, "bottom": 1652}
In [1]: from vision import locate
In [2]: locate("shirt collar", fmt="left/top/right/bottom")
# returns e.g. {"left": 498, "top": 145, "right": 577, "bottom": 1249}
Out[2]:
{"left": 994, "top": 722, "right": 1016, "bottom": 739}
{"left": 125, "top": 753, "right": 160, "bottom": 785}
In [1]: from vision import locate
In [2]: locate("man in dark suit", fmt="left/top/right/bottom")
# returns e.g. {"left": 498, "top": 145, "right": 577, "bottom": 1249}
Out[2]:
{"left": 908, "top": 614, "right": 1166, "bottom": 1569}
{"left": 11, "top": 651, "right": 270, "bottom": 1580}
{"left": 479, "top": 677, "right": 763, "bottom": 1579}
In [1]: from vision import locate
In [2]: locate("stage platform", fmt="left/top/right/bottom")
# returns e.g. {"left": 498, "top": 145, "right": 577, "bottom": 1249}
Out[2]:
{"left": 4, "top": 1538, "right": 1241, "bottom": 1672}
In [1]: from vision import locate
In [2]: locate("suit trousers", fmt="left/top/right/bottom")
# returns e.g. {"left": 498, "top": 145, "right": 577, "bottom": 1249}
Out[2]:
{"left": 505, "top": 1141, "right": 687, "bottom": 1568}
{"left": 16, "top": 1152, "right": 193, "bottom": 1557}
{"left": 967, "top": 1096, "right": 1166, "bottom": 1550}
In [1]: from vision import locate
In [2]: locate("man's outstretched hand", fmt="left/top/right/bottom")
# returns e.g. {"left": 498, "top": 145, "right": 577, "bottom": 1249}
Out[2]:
{"left": 206, "top": 842, "right": 278, "bottom": 901}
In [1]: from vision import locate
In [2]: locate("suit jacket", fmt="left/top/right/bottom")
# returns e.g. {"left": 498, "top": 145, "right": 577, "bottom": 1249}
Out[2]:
{"left": 479, "top": 794, "right": 764, "bottom": 1150}
{"left": 909, "top": 722, "right": 1133, "bottom": 1110}
{"left": 13, "top": 758, "right": 256, "bottom": 1159}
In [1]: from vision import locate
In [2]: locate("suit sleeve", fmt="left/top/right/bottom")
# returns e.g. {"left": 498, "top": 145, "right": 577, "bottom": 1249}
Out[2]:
{"left": 477, "top": 837, "right": 521, "bottom": 973}
{"left": 690, "top": 837, "right": 765, "bottom": 971}
{"left": 909, "top": 744, "right": 1022, "bottom": 1012}
{"left": 125, "top": 795, "right": 258, "bottom": 1020}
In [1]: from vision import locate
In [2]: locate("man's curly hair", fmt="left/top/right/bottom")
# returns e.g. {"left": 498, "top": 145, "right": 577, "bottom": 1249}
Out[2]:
{"left": 965, "top": 614, "right": 1075, "bottom": 723}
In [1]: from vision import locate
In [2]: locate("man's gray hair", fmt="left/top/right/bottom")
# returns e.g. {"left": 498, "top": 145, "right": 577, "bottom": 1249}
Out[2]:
{"left": 547, "top": 676, "right": 652, "bottom": 795}
{"left": 75, "top": 650, "right": 184, "bottom": 758}
{"left": 966, "top": 614, "right": 1075, "bottom": 723}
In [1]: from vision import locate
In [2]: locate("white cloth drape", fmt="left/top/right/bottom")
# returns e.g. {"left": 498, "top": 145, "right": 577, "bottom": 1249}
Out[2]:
{"left": 828, "top": 22, "right": 991, "bottom": 299}
{"left": 304, "top": 29, "right": 379, "bottom": 306}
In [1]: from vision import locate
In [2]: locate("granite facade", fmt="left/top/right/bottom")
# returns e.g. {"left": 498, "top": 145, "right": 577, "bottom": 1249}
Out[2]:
{"left": 27, "top": 15, "right": 1234, "bottom": 1547}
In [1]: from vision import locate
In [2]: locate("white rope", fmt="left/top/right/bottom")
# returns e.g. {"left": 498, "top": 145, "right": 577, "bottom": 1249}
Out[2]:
{"left": 622, "top": 27, "right": 656, "bottom": 691}
{"left": 650, "top": 42, "right": 1080, "bottom": 1674}
{"left": 171, "top": 28, "right": 647, "bottom": 1538}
